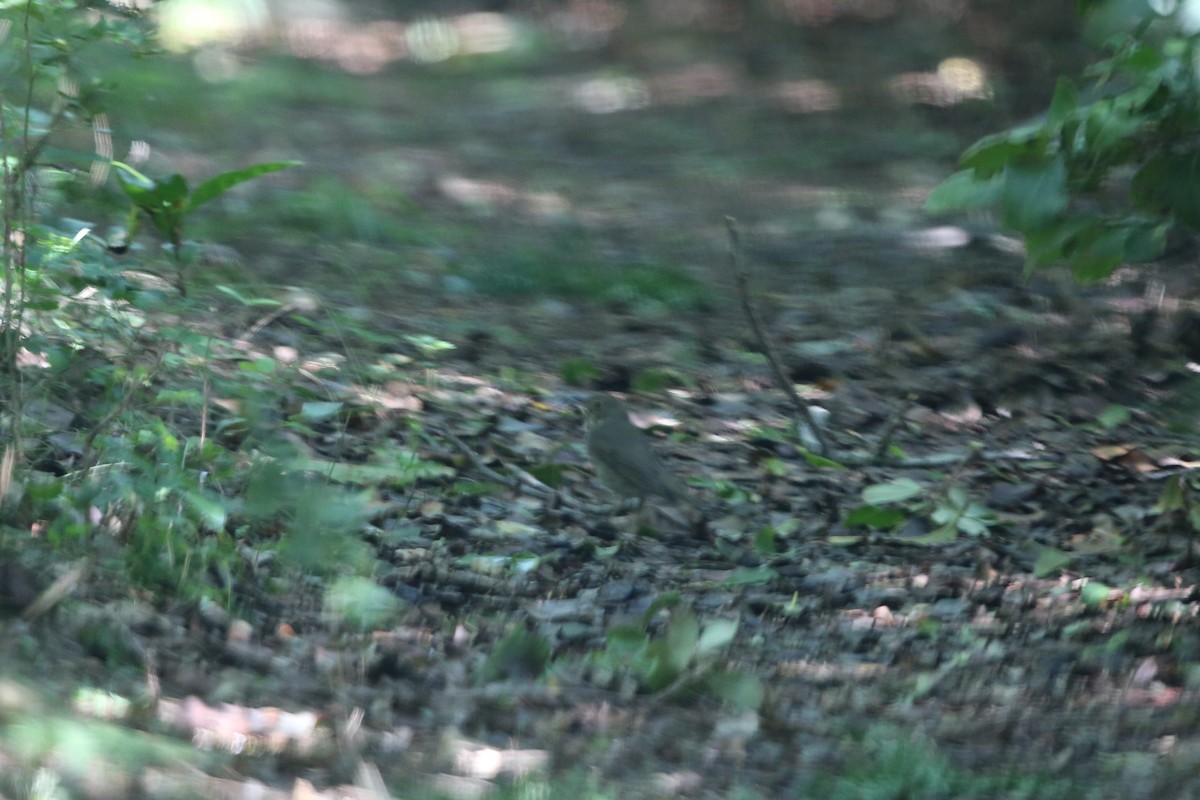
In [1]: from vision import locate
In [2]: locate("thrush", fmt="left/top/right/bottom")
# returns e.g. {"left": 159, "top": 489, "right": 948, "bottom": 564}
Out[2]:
{"left": 582, "top": 393, "right": 692, "bottom": 506}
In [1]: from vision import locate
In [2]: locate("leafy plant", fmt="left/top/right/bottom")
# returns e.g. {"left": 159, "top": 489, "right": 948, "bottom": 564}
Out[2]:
{"left": 926, "top": 0, "right": 1199, "bottom": 281}
{"left": 849, "top": 478, "right": 996, "bottom": 543}
{"left": 114, "top": 159, "right": 301, "bottom": 294}
{"left": 589, "top": 597, "right": 762, "bottom": 708}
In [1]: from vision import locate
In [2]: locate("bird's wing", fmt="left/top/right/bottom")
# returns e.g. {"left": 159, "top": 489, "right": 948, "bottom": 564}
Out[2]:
{"left": 591, "top": 421, "right": 690, "bottom": 502}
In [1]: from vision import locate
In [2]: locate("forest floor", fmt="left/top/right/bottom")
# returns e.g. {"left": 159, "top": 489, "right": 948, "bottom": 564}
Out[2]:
{"left": 4, "top": 6, "right": 1200, "bottom": 800}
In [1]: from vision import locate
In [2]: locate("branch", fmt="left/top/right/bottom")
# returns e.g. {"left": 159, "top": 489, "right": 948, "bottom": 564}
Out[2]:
{"left": 725, "top": 217, "right": 830, "bottom": 455}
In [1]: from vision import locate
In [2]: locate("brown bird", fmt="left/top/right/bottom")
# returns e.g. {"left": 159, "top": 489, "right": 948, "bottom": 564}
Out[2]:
{"left": 582, "top": 394, "right": 692, "bottom": 506}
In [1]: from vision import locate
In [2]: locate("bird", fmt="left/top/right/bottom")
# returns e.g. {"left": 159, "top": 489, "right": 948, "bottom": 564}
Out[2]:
{"left": 582, "top": 393, "right": 692, "bottom": 507}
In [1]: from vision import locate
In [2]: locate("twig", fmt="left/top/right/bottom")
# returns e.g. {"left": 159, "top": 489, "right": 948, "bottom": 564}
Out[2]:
{"left": 872, "top": 398, "right": 914, "bottom": 461}
{"left": 840, "top": 447, "right": 1044, "bottom": 468}
{"left": 442, "top": 427, "right": 637, "bottom": 516}
{"left": 443, "top": 428, "right": 555, "bottom": 498}
{"left": 725, "top": 217, "right": 830, "bottom": 455}
{"left": 237, "top": 302, "right": 298, "bottom": 344}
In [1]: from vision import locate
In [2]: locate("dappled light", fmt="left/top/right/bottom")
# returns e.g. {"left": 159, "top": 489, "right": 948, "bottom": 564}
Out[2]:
{"left": 157, "top": 3, "right": 522, "bottom": 73}
{"left": 889, "top": 56, "right": 991, "bottom": 106}
{"left": 571, "top": 75, "right": 650, "bottom": 113}
{"left": 770, "top": 79, "right": 842, "bottom": 113}
{"left": 437, "top": 175, "right": 570, "bottom": 220}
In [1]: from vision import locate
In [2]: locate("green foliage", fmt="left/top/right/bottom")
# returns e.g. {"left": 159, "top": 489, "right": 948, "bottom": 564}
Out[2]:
{"left": 1151, "top": 471, "right": 1200, "bottom": 561}
{"left": 805, "top": 726, "right": 1076, "bottom": 799}
{"left": 323, "top": 576, "right": 401, "bottom": 630}
{"left": 850, "top": 478, "right": 996, "bottom": 543}
{"left": 481, "top": 626, "right": 552, "bottom": 682}
{"left": 560, "top": 357, "right": 600, "bottom": 386}
{"left": 0, "top": 3, "right": 369, "bottom": 605}
{"left": 629, "top": 366, "right": 692, "bottom": 393}
{"left": 926, "top": 1, "right": 1200, "bottom": 281}
{"left": 589, "top": 602, "right": 762, "bottom": 707}
{"left": 114, "top": 159, "right": 300, "bottom": 294}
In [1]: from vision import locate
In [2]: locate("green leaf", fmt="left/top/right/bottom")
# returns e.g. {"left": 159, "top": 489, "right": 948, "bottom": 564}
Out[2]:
{"left": 182, "top": 490, "right": 227, "bottom": 531}
{"left": 296, "top": 402, "right": 343, "bottom": 422}
{"left": 1122, "top": 222, "right": 1167, "bottom": 261}
{"left": 1082, "top": 98, "right": 1144, "bottom": 155}
{"left": 1067, "top": 223, "right": 1130, "bottom": 281}
{"left": 753, "top": 526, "right": 776, "bottom": 556}
{"left": 909, "top": 523, "right": 959, "bottom": 545}
{"left": 560, "top": 357, "right": 599, "bottom": 387}
{"left": 1047, "top": 77, "right": 1079, "bottom": 126}
{"left": 1024, "top": 217, "right": 1090, "bottom": 269}
{"left": 1132, "top": 152, "right": 1200, "bottom": 230}
{"left": 1080, "top": 581, "right": 1114, "bottom": 607}
{"left": 1033, "top": 547, "right": 1072, "bottom": 577}
{"left": 324, "top": 576, "right": 400, "bottom": 630}
{"left": 606, "top": 624, "right": 649, "bottom": 655}
{"left": 844, "top": 504, "right": 906, "bottom": 530}
{"left": 296, "top": 453, "right": 453, "bottom": 486}
{"left": 956, "top": 513, "right": 991, "bottom": 536}
{"left": 706, "top": 669, "right": 764, "bottom": 710}
{"left": 1096, "top": 404, "right": 1130, "bottom": 429}
{"left": 721, "top": 566, "right": 778, "bottom": 586}
{"left": 111, "top": 160, "right": 153, "bottom": 189}
{"left": 631, "top": 367, "right": 689, "bottom": 393}
{"left": 156, "top": 173, "right": 190, "bottom": 205}
{"left": 186, "top": 160, "right": 302, "bottom": 212}
{"left": 696, "top": 618, "right": 739, "bottom": 655}
{"left": 959, "top": 125, "right": 1045, "bottom": 175}
{"left": 799, "top": 449, "right": 847, "bottom": 470}
{"left": 215, "top": 285, "right": 281, "bottom": 307}
{"left": 665, "top": 611, "right": 700, "bottom": 672}
{"left": 924, "top": 169, "right": 1003, "bottom": 214}
{"left": 1002, "top": 157, "right": 1068, "bottom": 231}
{"left": 863, "top": 478, "right": 923, "bottom": 505}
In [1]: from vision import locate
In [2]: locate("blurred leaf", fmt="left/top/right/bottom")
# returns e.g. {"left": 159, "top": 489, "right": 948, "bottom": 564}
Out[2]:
{"left": 1080, "top": 581, "right": 1114, "bottom": 607}
{"left": 706, "top": 669, "right": 764, "bottom": 710}
{"left": 631, "top": 367, "right": 689, "bottom": 393}
{"left": 323, "top": 577, "right": 400, "bottom": 630}
{"left": 560, "top": 357, "right": 600, "bottom": 387}
{"left": 187, "top": 161, "right": 302, "bottom": 211}
{"left": 799, "top": 449, "right": 848, "bottom": 470}
{"left": 721, "top": 566, "right": 777, "bottom": 586}
{"left": 1067, "top": 223, "right": 1131, "bottom": 281}
{"left": 958, "top": 124, "right": 1044, "bottom": 175}
{"left": 1096, "top": 404, "right": 1130, "bottom": 429}
{"left": 665, "top": 611, "right": 699, "bottom": 672}
{"left": 696, "top": 618, "right": 738, "bottom": 655}
{"left": 181, "top": 490, "right": 226, "bottom": 531}
{"left": 1002, "top": 158, "right": 1068, "bottom": 230}
{"left": 1034, "top": 547, "right": 1073, "bottom": 577}
{"left": 909, "top": 524, "right": 959, "bottom": 545}
{"left": 296, "top": 402, "right": 343, "bottom": 422}
{"left": 863, "top": 478, "right": 923, "bottom": 505}
{"left": 845, "top": 504, "right": 906, "bottom": 530}
{"left": 214, "top": 285, "right": 281, "bottom": 307}
{"left": 925, "top": 169, "right": 1003, "bottom": 213}
{"left": 481, "top": 626, "right": 551, "bottom": 682}
{"left": 753, "top": 526, "right": 775, "bottom": 556}
{"left": 1047, "top": 77, "right": 1079, "bottom": 125}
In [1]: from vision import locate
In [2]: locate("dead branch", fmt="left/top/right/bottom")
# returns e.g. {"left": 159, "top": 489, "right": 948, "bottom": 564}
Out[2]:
{"left": 725, "top": 216, "right": 830, "bottom": 455}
